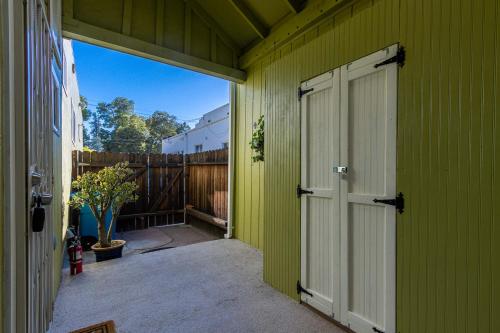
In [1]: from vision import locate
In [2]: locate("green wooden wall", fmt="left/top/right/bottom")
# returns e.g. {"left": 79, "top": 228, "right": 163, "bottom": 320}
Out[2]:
{"left": 233, "top": 66, "right": 264, "bottom": 250}
{"left": 233, "top": 0, "right": 500, "bottom": 332}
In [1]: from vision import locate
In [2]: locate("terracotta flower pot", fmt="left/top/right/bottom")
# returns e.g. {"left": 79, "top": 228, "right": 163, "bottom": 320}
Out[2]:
{"left": 91, "top": 240, "right": 126, "bottom": 262}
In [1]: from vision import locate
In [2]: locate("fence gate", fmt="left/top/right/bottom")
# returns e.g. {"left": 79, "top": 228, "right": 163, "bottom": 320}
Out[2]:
{"left": 72, "top": 149, "right": 228, "bottom": 230}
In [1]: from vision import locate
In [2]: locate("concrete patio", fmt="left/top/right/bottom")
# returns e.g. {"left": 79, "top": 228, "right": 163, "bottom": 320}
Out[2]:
{"left": 49, "top": 239, "right": 343, "bottom": 333}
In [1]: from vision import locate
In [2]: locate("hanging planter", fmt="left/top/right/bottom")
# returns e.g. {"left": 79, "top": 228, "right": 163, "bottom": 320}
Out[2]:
{"left": 250, "top": 115, "right": 264, "bottom": 162}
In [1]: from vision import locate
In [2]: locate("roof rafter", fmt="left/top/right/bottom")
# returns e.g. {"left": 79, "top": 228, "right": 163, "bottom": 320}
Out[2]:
{"left": 183, "top": 0, "right": 241, "bottom": 53}
{"left": 281, "top": 0, "right": 306, "bottom": 14}
{"left": 228, "top": 0, "right": 268, "bottom": 39}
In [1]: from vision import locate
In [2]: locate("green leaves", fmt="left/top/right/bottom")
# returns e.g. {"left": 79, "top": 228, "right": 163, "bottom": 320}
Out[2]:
{"left": 69, "top": 162, "right": 138, "bottom": 245}
{"left": 84, "top": 97, "right": 190, "bottom": 153}
{"left": 250, "top": 114, "right": 264, "bottom": 162}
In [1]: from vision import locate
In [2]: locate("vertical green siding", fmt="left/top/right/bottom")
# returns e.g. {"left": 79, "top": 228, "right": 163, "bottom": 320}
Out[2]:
{"left": 233, "top": 66, "right": 264, "bottom": 250}
{"left": 234, "top": 0, "right": 500, "bottom": 331}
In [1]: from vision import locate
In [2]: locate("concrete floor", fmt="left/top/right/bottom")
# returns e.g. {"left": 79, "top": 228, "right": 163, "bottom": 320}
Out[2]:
{"left": 50, "top": 239, "right": 343, "bottom": 333}
{"left": 71, "top": 224, "right": 219, "bottom": 265}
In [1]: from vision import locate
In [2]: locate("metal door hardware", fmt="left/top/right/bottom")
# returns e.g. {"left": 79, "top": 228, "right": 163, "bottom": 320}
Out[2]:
{"left": 296, "top": 281, "right": 313, "bottom": 297}
{"left": 333, "top": 166, "right": 348, "bottom": 175}
{"left": 298, "top": 87, "right": 314, "bottom": 101}
{"left": 374, "top": 46, "right": 405, "bottom": 68}
{"left": 373, "top": 192, "right": 405, "bottom": 214}
{"left": 32, "top": 195, "right": 45, "bottom": 232}
{"left": 31, "top": 171, "right": 42, "bottom": 186}
{"left": 40, "top": 193, "right": 53, "bottom": 205}
{"left": 296, "top": 185, "right": 314, "bottom": 198}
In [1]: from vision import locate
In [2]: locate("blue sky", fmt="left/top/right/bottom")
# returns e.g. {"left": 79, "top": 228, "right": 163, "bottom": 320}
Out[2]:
{"left": 72, "top": 40, "right": 229, "bottom": 125}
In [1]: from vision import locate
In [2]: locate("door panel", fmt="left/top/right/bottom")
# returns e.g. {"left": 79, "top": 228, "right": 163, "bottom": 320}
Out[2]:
{"left": 300, "top": 70, "right": 340, "bottom": 318}
{"left": 25, "top": 0, "right": 59, "bottom": 331}
{"left": 340, "top": 45, "right": 398, "bottom": 333}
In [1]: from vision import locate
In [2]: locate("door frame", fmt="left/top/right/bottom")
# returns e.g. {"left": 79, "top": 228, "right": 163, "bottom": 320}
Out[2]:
{"left": 1, "top": 1, "right": 29, "bottom": 332}
{"left": 339, "top": 44, "right": 398, "bottom": 333}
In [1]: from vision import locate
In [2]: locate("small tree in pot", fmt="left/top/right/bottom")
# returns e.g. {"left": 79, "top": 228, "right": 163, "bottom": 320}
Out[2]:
{"left": 70, "top": 162, "right": 138, "bottom": 261}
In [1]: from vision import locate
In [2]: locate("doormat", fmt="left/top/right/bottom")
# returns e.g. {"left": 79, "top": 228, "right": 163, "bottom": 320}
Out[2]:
{"left": 70, "top": 320, "right": 116, "bottom": 333}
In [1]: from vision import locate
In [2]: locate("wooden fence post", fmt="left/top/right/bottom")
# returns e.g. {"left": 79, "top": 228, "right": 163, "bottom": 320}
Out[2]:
{"left": 183, "top": 153, "right": 187, "bottom": 224}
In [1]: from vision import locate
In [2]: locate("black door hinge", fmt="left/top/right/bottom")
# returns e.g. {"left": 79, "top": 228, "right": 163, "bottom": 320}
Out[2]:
{"left": 373, "top": 192, "right": 405, "bottom": 214}
{"left": 298, "top": 87, "right": 314, "bottom": 101}
{"left": 297, "top": 184, "right": 314, "bottom": 198}
{"left": 374, "top": 46, "right": 405, "bottom": 68}
{"left": 297, "top": 281, "right": 313, "bottom": 297}
{"left": 372, "top": 327, "right": 385, "bottom": 333}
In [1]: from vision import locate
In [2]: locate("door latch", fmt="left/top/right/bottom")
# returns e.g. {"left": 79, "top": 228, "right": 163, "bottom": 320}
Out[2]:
{"left": 373, "top": 192, "right": 405, "bottom": 214}
{"left": 297, "top": 185, "right": 314, "bottom": 198}
{"left": 333, "top": 166, "right": 348, "bottom": 175}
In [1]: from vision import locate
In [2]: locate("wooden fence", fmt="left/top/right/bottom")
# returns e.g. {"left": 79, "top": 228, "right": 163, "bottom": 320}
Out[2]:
{"left": 72, "top": 149, "right": 228, "bottom": 231}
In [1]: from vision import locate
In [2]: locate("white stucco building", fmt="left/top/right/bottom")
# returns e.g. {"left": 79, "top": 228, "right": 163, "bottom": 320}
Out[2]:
{"left": 61, "top": 38, "right": 83, "bottom": 233}
{"left": 162, "top": 103, "right": 229, "bottom": 154}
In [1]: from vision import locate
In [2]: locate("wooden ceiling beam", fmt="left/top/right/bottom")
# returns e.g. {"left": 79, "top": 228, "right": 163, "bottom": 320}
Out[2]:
{"left": 281, "top": 0, "right": 306, "bottom": 14}
{"left": 183, "top": 0, "right": 241, "bottom": 53}
{"left": 63, "top": 17, "right": 247, "bottom": 82}
{"left": 227, "top": 0, "right": 268, "bottom": 39}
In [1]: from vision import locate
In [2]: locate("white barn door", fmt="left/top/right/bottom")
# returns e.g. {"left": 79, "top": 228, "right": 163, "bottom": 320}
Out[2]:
{"left": 299, "top": 70, "right": 341, "bottom": 318}
{"left": 339, "top": 46, "right": 398, "bottom": 333}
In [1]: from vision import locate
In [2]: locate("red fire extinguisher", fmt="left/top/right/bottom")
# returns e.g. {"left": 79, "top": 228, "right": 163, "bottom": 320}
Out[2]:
{"left": 67, "top": 229, "right": 83, "bottom": 275}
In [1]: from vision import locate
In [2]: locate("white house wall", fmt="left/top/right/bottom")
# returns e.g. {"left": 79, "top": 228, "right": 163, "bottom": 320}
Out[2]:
{"left": 61, "top": 38, "right": 83, "bottom": 237}
{"left": 162, "top": 104, "right": 229, "bottom": 154}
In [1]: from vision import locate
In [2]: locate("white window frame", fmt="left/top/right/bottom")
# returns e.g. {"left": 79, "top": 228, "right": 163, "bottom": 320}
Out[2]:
{"left": 52, "top": 66, "right": 62, "bottom": 135}
{"left": 71, "top": 100, "right": 76, "bottom": 144}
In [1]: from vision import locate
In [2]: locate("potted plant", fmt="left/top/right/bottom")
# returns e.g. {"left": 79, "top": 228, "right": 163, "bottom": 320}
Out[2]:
{"left": 70, "top": 162, "right": 138, "bottom": 262}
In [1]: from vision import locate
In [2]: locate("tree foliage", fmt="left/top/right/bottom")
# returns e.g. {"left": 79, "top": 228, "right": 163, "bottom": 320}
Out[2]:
{"left": 84, "top": 96, "right": 188, "bottom": 153}
{"left": 145, "top": 111, "right": 190, "bottom": 153}
{"left": 79, "top": 96, "right": 91, "bottom": 144}
{"left": 69, "top": 162, "right": 138, "bottom": 247}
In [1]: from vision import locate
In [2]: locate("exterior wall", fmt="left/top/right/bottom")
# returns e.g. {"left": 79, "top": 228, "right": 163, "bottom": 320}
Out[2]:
{"left": 53, "top": 38, "right": 83, "bottom": 294}
{"left": 162, "top": 104, "right": 229, "bottom": 154}
{"left": 233, "top": 68, "right": 264, "bottom": 250}
{"left": 234, "top": 0, "right": 500, "bottom": 332}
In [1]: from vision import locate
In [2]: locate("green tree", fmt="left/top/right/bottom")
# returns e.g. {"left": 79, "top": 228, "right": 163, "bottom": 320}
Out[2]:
{"left": 109, "top": 115, "right": 150, "bottom": 153}
{"left": 69, "top": 162, "right": 138, "bottom": 248}
{"left": 84, "top": 97, "right": 190, "bottom": 153}
{"left": 79, "top": 96, "right": 92, "bottom": 144}
{"left": 145, "top": 111, "right": 190, "bottom": 153}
